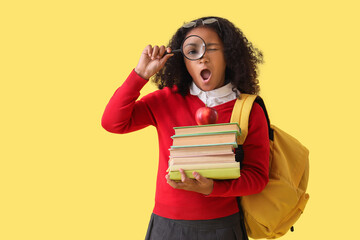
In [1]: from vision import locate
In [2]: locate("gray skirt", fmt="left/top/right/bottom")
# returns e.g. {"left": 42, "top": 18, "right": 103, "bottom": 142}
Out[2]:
{"left": 145, "top": 212, "right": 246, "bottom": 240}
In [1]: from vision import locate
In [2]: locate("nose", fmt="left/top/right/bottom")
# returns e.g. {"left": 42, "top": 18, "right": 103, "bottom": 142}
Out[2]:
{"left": 198, "top": 50, "right": 210, "bottom": 63}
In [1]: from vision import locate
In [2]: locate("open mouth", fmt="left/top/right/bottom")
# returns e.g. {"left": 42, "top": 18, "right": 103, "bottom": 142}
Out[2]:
{"left": 200, "top": 69, "right": 211, "bottom": 81}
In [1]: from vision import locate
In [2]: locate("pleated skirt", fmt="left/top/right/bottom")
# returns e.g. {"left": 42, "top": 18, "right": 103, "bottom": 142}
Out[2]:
{"left": 145, "top": 212, "right": 246, "bottom": 240}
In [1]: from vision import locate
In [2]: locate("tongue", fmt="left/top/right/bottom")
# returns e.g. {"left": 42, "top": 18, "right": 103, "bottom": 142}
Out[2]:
{"left": 201, "top": 69, "right": 211, "bottom": 80}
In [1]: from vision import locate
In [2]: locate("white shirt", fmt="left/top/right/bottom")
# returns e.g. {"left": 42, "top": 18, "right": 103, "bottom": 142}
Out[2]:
{"left": 189, "top": 82, "right": 240, "bottom": 107}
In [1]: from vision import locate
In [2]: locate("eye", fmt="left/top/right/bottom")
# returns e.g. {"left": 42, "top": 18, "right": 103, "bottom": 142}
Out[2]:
{"left": 187, "top": 49, "right": 199, "bottom": 55}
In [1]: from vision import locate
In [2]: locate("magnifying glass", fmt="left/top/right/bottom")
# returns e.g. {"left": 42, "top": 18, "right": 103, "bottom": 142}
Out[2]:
{"left": 165, "top": 35, "right": 206, "bottom": 61}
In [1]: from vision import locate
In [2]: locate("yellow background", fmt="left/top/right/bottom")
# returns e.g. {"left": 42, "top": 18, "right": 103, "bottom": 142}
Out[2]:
{"left": 1, "top": 0, "right": 359, "bottom": 239}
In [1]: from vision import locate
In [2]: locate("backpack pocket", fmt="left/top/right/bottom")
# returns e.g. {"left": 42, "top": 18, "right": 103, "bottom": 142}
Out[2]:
{"left": 242, "top": 179, "right": 309, "bottom": 239}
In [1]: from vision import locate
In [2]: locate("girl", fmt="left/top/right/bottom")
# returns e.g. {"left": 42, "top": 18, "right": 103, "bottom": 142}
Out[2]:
{"left": 102, "top": 16, "right": 269, "bottom": 240}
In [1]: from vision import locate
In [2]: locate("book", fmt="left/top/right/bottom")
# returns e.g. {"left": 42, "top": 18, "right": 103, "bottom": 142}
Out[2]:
{"left": 171, "top": 131, "right": 239, "bottom": 147}
{"left": 174, "top": 123, "right": 240, "bottom": 135}
{"left": 169, "top": 143, "right": 235, "bottom": 158}
{"left": 168, "top": 123, "right": 241, "bottom": 180}
{"left": 169, "top": 168, "right": 240, "bottom": 180}
{"left": 169, "top": 153, "right": 236, "bottom": 165}
{"left": 169, "top": 162, "right": 240, "bottom": 171}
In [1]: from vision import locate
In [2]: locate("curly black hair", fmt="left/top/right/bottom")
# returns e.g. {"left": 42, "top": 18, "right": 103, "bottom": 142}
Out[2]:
{"left": 152, "top": 16, "right": 264, "bottom": 96}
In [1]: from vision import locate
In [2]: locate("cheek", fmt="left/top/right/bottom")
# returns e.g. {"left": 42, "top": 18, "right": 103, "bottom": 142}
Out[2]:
{"left": 216, "top": 55, "right": 227, "bottom": 73}
{"left": 184, "top": 60, "right": 196, "bottom": 76}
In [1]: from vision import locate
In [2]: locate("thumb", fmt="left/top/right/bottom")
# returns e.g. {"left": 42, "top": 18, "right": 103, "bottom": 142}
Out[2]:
{"left": 159, "top": 53, "right": 173, "bottom": 67}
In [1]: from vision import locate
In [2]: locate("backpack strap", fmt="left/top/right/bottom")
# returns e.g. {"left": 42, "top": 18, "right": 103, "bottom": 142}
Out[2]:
{"left": 231, "top": 94, "right": 273, "bottom": 143}
{"left": 230, "top": 94, "right": 258, "bottom": 145}
{"left": 231, "top": 94, "right": 257, "bottom": 240}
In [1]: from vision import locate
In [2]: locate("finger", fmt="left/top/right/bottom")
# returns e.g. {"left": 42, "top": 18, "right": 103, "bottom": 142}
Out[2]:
{"left": 165, "top": 174, "right": 176, "bottom": 187}
{"left": 144, "top": 45, "right": 152, "bottom": 58}
{"left": 152, "top": 45, "right": 160, "bottom": 60}
{"left": 159, "top": 45, "right": 166, "bottom": 57}
{"left": 179, "top": 168, "right": 190, "bottom": 183}
{"left": 165, "top": 174, "right": 175, "bottom": 185}
{"left": 166, "top": 174, "right": 185, "bottom": 189}
{"left": 193, "top": 171, "right": 206, "bottom": 183}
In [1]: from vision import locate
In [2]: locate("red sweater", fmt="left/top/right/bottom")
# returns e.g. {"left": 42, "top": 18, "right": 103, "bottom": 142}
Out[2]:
{"left": 102, "top": 70, "right": 269, "bottom": 220}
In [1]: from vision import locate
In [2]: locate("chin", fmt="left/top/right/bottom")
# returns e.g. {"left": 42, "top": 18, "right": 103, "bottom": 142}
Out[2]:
{"left": 199, "top": 85, "right": 215, "bottom": 91}
{"left": 199, "top": 80, "right": 224, "bottom": 92}
{"left": 196, "top": 81, "right": 214, "bottom": 91}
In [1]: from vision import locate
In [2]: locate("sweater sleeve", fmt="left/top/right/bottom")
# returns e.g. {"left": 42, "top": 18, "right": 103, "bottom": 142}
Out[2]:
{"left": 207, "top": 103, "right": 270, "bottom": 197}
{"left": 101, "top": 70, "right": 157, "bottom": 134}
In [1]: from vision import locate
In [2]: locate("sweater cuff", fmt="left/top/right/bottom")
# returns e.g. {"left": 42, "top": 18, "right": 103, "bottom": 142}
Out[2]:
{"left": 132, "top": 68, "right": 150, "bottom": 81}
{"left": 130, "top": 68, "right": 149, "bottom": 83}
{"left": 121, "top": 69, "right": 149, "bottom": 91}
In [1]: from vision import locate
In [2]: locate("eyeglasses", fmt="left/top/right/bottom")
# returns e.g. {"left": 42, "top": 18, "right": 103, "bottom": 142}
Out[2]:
{"left": 182, "top": 18, "right": 222, "bottom": 33}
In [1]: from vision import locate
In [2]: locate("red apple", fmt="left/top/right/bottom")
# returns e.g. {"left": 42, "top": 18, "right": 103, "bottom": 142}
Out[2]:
{"left": 195, "top": 107, "right": 218, "bottom": 125}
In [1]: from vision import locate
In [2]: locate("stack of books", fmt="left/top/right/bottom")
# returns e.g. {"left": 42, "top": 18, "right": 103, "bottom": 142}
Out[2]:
{"left": 168, "top": 123, "right": 241, "bottom": 180}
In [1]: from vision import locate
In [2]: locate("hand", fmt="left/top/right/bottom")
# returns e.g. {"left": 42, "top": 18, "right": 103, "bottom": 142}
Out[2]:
{"left": 166, "top": 169, "right": 214, "bottom": 195}
{"left": 134, "top": 45, "right": 173, "bottom": 80}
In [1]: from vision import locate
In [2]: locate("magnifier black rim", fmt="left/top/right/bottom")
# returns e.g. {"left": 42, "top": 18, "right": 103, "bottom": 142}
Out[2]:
{"left": 181, "top": 35, "right": 206, "bottom": 61}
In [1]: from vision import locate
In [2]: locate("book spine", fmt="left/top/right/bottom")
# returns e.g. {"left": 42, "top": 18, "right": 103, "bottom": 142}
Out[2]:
{"left": 169, "top": 162, "right": 240, "bottom": 171}
{"left": 171, "top": 142, "right": 238, "bottom": 149}
{"left": 173, "top": 122, "right": 240, "bottom": 130}
{"left": 174, "top": 123, "right": 241, "bottom": 135}
{"left": 170, "top": 142, "right": 238, "bottom": 149}
{"left": 170, "top": 152, "right": 233, "bottom": 158}
{"left": 172, "top": 130, "right": 240, "bottom": 138}
{"left": 170, "top": 153, "right": 235, "bottom": 160}
{"left": 169, "top": 159, "right": 236, "bottom": 165}
{"left": 169, "top": 168, "right": 241, "bottom": 180}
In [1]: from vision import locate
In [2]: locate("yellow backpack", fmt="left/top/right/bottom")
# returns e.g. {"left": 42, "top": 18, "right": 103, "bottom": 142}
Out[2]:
{"left": 230, "top": 94, "right": 310, "bottom": 239}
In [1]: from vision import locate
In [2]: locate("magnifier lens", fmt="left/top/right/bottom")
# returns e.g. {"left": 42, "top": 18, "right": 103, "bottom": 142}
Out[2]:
{"left": 181, "top": 36, "right": 206, "bottom": 60}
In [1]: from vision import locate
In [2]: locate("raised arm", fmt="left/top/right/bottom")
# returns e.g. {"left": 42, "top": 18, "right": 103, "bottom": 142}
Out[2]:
{"left": 101, "top": 45, "right": 173, "bottom": 134}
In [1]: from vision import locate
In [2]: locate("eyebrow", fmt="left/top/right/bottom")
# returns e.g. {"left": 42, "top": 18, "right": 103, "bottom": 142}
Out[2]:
{"left": 184, "top": 43, "right": 198, "bottom": 47}
{"left": 184, "top": 42, "right": 220, "bottom": 48}
{"left": 206, "top": 43, "right": 220, "bottom": 47}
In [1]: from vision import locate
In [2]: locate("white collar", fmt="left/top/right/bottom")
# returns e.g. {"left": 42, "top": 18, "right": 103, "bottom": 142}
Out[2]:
{"left": 190, "top": 82, "right": 240, "bottom": 107}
